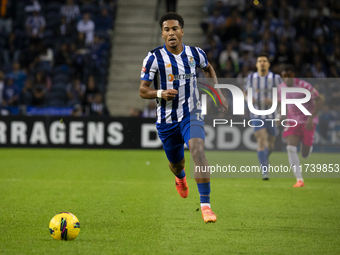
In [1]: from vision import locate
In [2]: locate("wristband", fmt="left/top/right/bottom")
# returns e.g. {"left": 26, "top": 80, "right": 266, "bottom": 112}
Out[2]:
{"left": 157, "top": 90, "right": 163, "bottom": 99}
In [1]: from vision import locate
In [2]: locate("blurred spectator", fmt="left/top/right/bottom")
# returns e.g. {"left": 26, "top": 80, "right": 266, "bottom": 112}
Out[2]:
{"left": 129, "top": 107, "right": 141, "bottom": 117}
{"left": 83, "top": 75, "right": 99, "bottom": 106}
{"left": 142, "top": 101, "right": 156, "bottom": 118}
{"left": 25, "top": 0, "right": 41, "bottom": 13}
{"left": 219, "top": 43, "right": 239, "bottom": 69}
{"left": 2, "top": 75, "right": 20, "bottom": 106}
{"left": 0, "top": 71, "right": 4, "bottom": 105}
{"left": 20, "top": 79, "right": 34, "bottom": 105}
{"left": 238, "top": 51, "right": 255, "bottom": 70}
{"left": 32, "top": 81, "right": 47, "bottom": 106}
{"left": 95, "top": 8, "right": 113, "bottom": 32}
{"left": 77, "top": 13, "right": 95, "bottom": 44}
{"left": 0, "top": 0, "right": 12, "bottom": 32}
{"left": 55, "top": 44, "right": 73, "bottom": 66}
{"left": 71, "top": 104, "right": 84, "bottom": 116}
{"left": 39, "top": 44, "right": 54, "bottom": 67}
{"left": 276, "top": 19, "right": 296, "bottom": 41}
{"left": 20, "top": 43, "right": 38, "bottom": 70}
{"left": 319, "top": 104, "right": 337, "bottom": 143}
{"left": 255, "top": 31, "right": 276, "bottom": 60}
{"left": 277, "top": 0, "right": 294, "bottom": 20}
{"left": 35, "top": 71, "right": 51, "bottom": 91}
{"left": 239, "top": 37, "right": 255, "bottom": 56}
{"left": 311, "top": 61, "right": 327, "bottom": 78}
{"left": 90, "top": 93, "right": 108, "bottom": 116}
{"left": 240, "top": 22, "right": 258, "bottom": 42}
{"left": 67, "top": 77, "right": 86, "bottom": 106}
{"left": 25, "top": 10, "right": 45, "bottom": 40}
{"left": 3, "top": 32, "right": 21, "bottom": 65}
{"left": 10, "top": 62, "right": 27, "bottom": 91}
{"left": 60, "top": 0, "right": 81, "bottom": 24}
{"left": 56, "top": 16, "right": 73, "bottom": 38}
{"left": 273, "top": 43, "right": 293, "bottom": 66}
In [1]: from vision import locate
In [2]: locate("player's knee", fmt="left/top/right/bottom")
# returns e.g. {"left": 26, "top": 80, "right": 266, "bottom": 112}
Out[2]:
{"left": 286, "top": 145, "right": 297, "bottom": 153}
{"left": 190, "top": 146, "right": 205, "bottom": 162}
{"left": 301, "top": 146, "right": 312, "bottom": 158}
{"left": 257, "top": 138, "right": 266, "bottom": 150}
{"left": 169, "top": 161, "right": 184, "bottom": 172}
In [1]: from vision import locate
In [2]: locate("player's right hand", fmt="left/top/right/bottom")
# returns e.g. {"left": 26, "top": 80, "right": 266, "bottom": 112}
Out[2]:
{"left": 161, "top": 89, "right": 178, "bottom": 101}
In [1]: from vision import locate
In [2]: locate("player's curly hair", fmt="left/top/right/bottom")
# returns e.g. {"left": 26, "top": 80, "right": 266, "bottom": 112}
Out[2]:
{"left": 159, "top": 12, "right": 184, "bottom": 29}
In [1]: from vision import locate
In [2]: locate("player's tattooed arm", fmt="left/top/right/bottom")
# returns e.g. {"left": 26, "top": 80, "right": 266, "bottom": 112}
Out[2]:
{"left": 202, "top": 62, "right": 229, "bottom": 112}
{"left": 139, "top": 80, "right": 178, "bottom": 101}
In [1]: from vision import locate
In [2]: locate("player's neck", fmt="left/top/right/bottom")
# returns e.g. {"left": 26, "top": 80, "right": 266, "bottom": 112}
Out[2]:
{"left": 165, "top": 43, "right": 183, "bottom": 55}
{"left": 258, "top": 70, "right": 269, "bottom": 77}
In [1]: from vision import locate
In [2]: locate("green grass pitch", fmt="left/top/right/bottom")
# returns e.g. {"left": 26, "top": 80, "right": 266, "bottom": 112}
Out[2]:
{"left": 1, "top": 149, "right": 339, "bottom": 254}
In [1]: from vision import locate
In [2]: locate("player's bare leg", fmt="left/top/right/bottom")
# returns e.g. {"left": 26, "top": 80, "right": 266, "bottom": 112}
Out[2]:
{"left": 301, "top": 143, "right": 313, "bottom": 159}
{"left": 286, "top": 135, "right": 304, "bottom": 187}
{"left": 169, "top": 158, "right": 189, "bottom": 198}
{"left": 254, "top": 128, "right": 269, "bottom": 180}
{"left": 189, "top": 138, "right": 216, "bottom": 223}
{"left": 267, "top": 135, "right": 276, "bottom": 162}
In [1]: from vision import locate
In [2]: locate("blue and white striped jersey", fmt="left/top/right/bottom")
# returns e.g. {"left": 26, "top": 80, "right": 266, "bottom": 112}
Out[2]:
{"left": 141, "top": 44, "right": 208, "bottom": 124}
{"left": 244, "top": 71, "right": 283, "bottom": 119}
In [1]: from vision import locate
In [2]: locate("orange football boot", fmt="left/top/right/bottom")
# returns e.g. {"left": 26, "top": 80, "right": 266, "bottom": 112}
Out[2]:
{"left": 201, "top": 206, "right": 217, "bottom": 223}
{"left": 293, "top": 181, "right": 305, "bottom": 187}
{"left": 175, "top": 173, "right": 189, "bottom": 198}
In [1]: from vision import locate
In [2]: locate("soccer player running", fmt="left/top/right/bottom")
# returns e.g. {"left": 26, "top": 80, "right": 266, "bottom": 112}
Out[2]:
{"left": 244, "top": 53, "right": 282, "bottom": 180}
{"left": 139, "top": 13, "right": 228, "bottom": 223}
{"left": 279, "top": 65, "right": 323, "bottom": 187}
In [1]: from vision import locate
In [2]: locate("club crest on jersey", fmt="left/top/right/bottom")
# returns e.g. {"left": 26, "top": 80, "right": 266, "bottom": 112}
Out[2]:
{"left": 188, "top": 56, "right": 196, "bottom": 68}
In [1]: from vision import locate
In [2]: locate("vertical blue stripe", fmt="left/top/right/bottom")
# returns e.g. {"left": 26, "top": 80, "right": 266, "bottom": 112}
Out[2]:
{"left": 257, "top": 76, "right": 260, "bottom": 115}
{"left": 181, "top": 49, "right": 191, "bottom": 117}
{"left": 155, "top": 50, "right": 166, "bottom": 123}
{"left": 166, "top": 52, "right": 179, "bottom": 122}
{"left": 264, "top": 74, "right": 268, "bottom": 112}
{"left": 143, "top": 55, "right": 155, "bottom": 81}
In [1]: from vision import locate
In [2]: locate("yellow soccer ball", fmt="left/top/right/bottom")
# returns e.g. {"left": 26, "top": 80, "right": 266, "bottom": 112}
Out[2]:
{"left": 49, "top": 212, "right": 80, "bottom": 240}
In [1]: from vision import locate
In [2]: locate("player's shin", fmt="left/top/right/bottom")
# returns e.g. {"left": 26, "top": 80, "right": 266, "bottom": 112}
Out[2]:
{"left": 257, "top": 150, "right": 269, "bottom": 178}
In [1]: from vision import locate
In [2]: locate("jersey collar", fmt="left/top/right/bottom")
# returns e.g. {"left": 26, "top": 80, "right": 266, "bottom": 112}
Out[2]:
{"left": 163, "top": 43, "right": 185, "bottom": 56}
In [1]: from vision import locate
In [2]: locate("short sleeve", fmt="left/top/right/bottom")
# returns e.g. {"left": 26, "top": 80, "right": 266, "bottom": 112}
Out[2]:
{"left": 197, "top": 48, "right": 208, "bottom": 69}
{"left": 274, "top": 74, "right": 283, "bottom": 87}
{"left": 141, "top": 52, "right": 158, "bottom": 82}
{"left": 244, "top": 75, "right": 251, "bottom": 91}
{"left": 304, "top": 82, "right": 319, "bottom": 100}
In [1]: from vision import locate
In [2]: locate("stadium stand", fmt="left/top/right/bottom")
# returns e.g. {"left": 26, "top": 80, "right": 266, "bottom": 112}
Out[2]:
{"left": 0, "top": 0, "right": 116, "bottom": 116}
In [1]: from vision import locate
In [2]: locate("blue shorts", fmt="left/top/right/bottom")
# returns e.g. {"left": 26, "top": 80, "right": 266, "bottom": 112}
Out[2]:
{"left": 252, "top": 118, "right": 277, "bottom": 137}
{"left": 156, "top": 113, "right": 205, "bottom": 164}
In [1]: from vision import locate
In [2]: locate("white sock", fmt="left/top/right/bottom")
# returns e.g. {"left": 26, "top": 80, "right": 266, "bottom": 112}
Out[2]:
{"left": 287, "top": 145, "right": 303, "bottom": 182}
{"left": 201, "top": 203, "right": 210, "bottom": 208}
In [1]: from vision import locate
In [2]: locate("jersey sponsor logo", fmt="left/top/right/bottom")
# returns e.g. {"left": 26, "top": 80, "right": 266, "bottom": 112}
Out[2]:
{"left": 167, "top": 73, "right": 194, "bottom": 82}
{"left": 165, "top": 63, "right": 172, "bottom": 68}
{"left": 141, "top": 67, "right": 146, "bottom": 73}
{"left": 188, "top": 56, "right": 196, "bottom": 68}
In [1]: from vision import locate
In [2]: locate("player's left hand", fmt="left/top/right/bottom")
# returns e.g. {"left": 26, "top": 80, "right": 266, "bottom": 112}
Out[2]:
{"left": 305, "top": 117, "right": 313, "bottom": 131}
{"left": 220, "top": 96, "right": 229, "bottom": 113}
